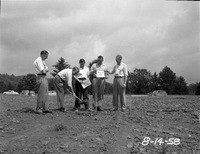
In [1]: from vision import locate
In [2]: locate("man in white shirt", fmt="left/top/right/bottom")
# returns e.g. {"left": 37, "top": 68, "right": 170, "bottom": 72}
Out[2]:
{"left": 33, "top": 50, "right": 50, "bottom": 114}
{"left": 90, "top": 56, "right": 107, "bottom": 111}
{"left": 107, "top": 55, "right": 128, "bottom": 111}
{"left": 53, "top": 67, "right": 79, "bottom": 112}
{"left": 74, "top": 59, "right": 90, "bottom": 111}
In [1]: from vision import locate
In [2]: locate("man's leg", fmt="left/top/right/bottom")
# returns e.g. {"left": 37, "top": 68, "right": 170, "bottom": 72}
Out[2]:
{"left": 83, "top": 86, "right": 89, "bottom": 110}
{"left": 119, "top": 78, "right": 126, "bottom": 111}
{"left": 53, "top": 77, "right": 65, "bottom": 109}
{"left": 97, "top": 79, "right": 105, "bottom": 111}
{"left": 92, "top": 78, "right": 98, "bottom": 109}
{"left": 112, "top": 78, "right": 119, "bottom": 110}
{"left": 36, "top": 75, "right": 49, "bottom": 113}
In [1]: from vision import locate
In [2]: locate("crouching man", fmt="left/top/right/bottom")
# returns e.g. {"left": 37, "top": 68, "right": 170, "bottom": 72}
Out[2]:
{"left": 53, "top": 67, "right": 79, "bottom": 112}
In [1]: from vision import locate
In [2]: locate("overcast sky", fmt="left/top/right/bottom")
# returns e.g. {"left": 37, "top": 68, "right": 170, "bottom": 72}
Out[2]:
{"left": 0, "top": 0, "right": 199, "bottom": 84}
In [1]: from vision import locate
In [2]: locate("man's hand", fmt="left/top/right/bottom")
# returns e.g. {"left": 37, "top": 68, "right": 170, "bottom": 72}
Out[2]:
{"left": 122, "top": 83, "right": 126, "bottom": 88}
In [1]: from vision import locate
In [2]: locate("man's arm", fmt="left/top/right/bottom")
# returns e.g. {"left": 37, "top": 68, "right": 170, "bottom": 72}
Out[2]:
{"left": 105, "top": 66, "right": 115, "bottom": 75}
{"left": 73, "top": 75, "right": 84, "bottom": 84}
{"left": 123, "top": 64, "right": 128, "bottom": 87}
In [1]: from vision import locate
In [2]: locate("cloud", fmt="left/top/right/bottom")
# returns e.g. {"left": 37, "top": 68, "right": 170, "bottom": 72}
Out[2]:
{"left": 0, "top": 0, "right": 199, "bottom": 84}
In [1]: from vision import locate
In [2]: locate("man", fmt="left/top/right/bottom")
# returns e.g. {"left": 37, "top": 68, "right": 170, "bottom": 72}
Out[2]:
{"left": 107, "top": 55, "right": 128, "bottom": 111}
{"left": 53, "top": 67, "right": 79, "bottom": 112}
{"left": 90, "top": 56, "right": 107, "bottom": 111}
{"left": 74, "top": 59, "right": 90, "bottom": 111}
{"left": 33, "top": 50, "right": 50, "bottom": 114}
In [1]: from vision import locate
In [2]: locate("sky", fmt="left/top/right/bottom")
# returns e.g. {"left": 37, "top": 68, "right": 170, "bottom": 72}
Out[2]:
{"left": 0, "top": 0, "right": 199, "bottom": 84}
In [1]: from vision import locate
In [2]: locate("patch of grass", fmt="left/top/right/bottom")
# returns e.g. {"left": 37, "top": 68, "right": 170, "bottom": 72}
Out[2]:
{"left": 54, "top": 124, "right": 68, "bottom": 131}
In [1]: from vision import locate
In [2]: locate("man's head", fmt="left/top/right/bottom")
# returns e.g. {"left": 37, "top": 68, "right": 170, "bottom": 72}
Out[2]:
{"left": 116, "top": 55, "right": 122, "bottom": 65}
{"left": 79, "top": 58, "right": 85, "bottom": 68}
{"left": 72, "top": 66, "right": 79, "bottom": 75}
{"left": 40, "top": 50, "right": 48, "bottom": 60}
{"left": 97, "top": 56, "right": 103, "bottom": 65}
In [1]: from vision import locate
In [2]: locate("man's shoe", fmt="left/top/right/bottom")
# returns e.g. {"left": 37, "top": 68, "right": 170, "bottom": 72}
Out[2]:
{"left": 43, "top": 110, "right": 52, "bottom": 113}
{"left": 97, "top": 107, "right": 103, "bottom": 111}
{"left": 36, "top": 109, "right": 45, "bottom": 114}
{"left": 112, "top": 108, "right": 118, "bottom": 111}
{"left": 59, "top": 107, "right": 66, "bottom": 112}
{"left": 121, "top": 108, "right": 126, "bottom": 112}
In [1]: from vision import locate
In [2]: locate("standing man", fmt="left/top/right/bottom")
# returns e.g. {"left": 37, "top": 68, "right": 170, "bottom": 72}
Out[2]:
{"left": 53, "top": 67, "right": 79, "bottom": 112}
{"left": 33, "top": 50, "right": 50, "bottom": 114}
{"left": 107, "top": 55, "right": 128, "bottom": 112}
{"left": 74, "top": 59, "right": 90, "bottom": 111}
{"left": 90, "top": 56, "right": 107, "bottom": 111}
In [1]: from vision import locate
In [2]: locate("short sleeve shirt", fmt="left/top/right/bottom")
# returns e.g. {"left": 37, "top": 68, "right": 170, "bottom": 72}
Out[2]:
{"left": 76, "top": 66, "right": 90, "bottom": 79}
{"left": 57, "top": 69, "right": 72, "bottom": 87}
{"left": 91, "top": 63, "right": 107, "bottom": 78}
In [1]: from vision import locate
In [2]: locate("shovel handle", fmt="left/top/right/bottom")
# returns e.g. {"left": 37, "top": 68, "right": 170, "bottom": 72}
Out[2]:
{"left": 67, "top": 90, "right": 81, "bottom": 101}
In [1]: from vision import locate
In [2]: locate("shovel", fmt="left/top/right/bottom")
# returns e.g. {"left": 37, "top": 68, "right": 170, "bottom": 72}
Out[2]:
{"left": 67, "top": 91, "right": 81, "bottom": 102}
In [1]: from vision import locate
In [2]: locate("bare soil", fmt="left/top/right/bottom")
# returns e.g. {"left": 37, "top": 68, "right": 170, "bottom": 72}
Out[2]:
{"left": 0, "top": 94, "right": 200, "bottom": 154}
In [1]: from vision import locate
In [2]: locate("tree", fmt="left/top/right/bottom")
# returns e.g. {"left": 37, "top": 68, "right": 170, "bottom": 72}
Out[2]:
{"left": 7, "top": 82, "right": 15, "bottom": 90}
{"left": 174, "top": 76, "right": 188, "bottom": 95}
{"left": 158, "top": 66, "right": 176, "bottom": 94}
{"left": 0, "top": 74, "right": 22, "bottom": 92}
{"left": 195, "top": 82, "right": 200, "bottom": 95}
{"left": 104, "top": 82, "right": 113, "bottom": 94}
{"left": 51, "top": 57, "right": 70, "bottom": 77}
{"left": 188, "top": 83, "right": 198, "bottom": 95}
{"left": 26, "top": 74, "right": 37, "bottom": 90}
{"left": 127, "top": 69, "right": 152, "bottom": 94}
{"left": 149, "top": 72, "right": 159, "bottom": 92}
{"left": 16, "top": 74, "right": 37, "bottom": 93}
{"left": 0, "top": 81, "right": 7, "bottom": 93}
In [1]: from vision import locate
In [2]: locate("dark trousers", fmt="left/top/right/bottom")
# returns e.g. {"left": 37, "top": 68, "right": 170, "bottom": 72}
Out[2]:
{"left": 75, "top": 80, "right": 89, "bottom": 109}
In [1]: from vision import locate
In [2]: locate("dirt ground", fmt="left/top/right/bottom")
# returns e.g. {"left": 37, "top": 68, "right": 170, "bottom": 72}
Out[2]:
{"left": 0, "top": 94, "right": 200, "bottom": 154}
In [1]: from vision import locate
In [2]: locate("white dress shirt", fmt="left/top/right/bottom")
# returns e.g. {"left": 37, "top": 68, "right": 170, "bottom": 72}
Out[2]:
{"left": 33, "top": 56, "right": 48, "bottom": 74}
{"left": 113, "top": 62, "right": 128, "bottom": 77}
{"left": 57, "top": 69, "right": 73, "bottom": 87}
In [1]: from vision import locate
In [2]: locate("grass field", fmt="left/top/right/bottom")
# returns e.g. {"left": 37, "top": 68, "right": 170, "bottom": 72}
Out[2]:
{"left": 0, "top": 94, "right": 200, "bottom": 154}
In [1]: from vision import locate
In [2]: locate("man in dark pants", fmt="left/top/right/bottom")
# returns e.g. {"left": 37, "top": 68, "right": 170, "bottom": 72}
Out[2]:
{"left": 74, "top": 59, "right": 90, "bottom": 111}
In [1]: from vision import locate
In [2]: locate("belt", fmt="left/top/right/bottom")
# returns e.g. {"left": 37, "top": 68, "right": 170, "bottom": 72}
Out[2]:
{"left": 78, "top": 78, "right": 86, "bottom": 80}
{"left": 115, "top": 76, "right": 124, "bottom": 78}
{"left": 37, "top": 73, "right": 46, "bottom": 76}
{"left": 93, "top": 77, "right": 105, "bottom": 79}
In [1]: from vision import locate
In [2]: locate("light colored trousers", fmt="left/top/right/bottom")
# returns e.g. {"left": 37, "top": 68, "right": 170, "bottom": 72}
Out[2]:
{"left": 53, "top": 75, "right": 65, "bottom": 108}
{"left": 36, "top": 75, "right": 49, "bottom": 111}
{"left": 112, "top": 78, "right": 126, "bottom": 110}
{"left": 92, "top": 78, "right": 105, "bottom": 107}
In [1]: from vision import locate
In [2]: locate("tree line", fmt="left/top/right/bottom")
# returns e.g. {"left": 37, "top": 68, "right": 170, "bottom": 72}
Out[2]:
{"left": 0, "top": 57, "right": 200, "bottom": 95}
